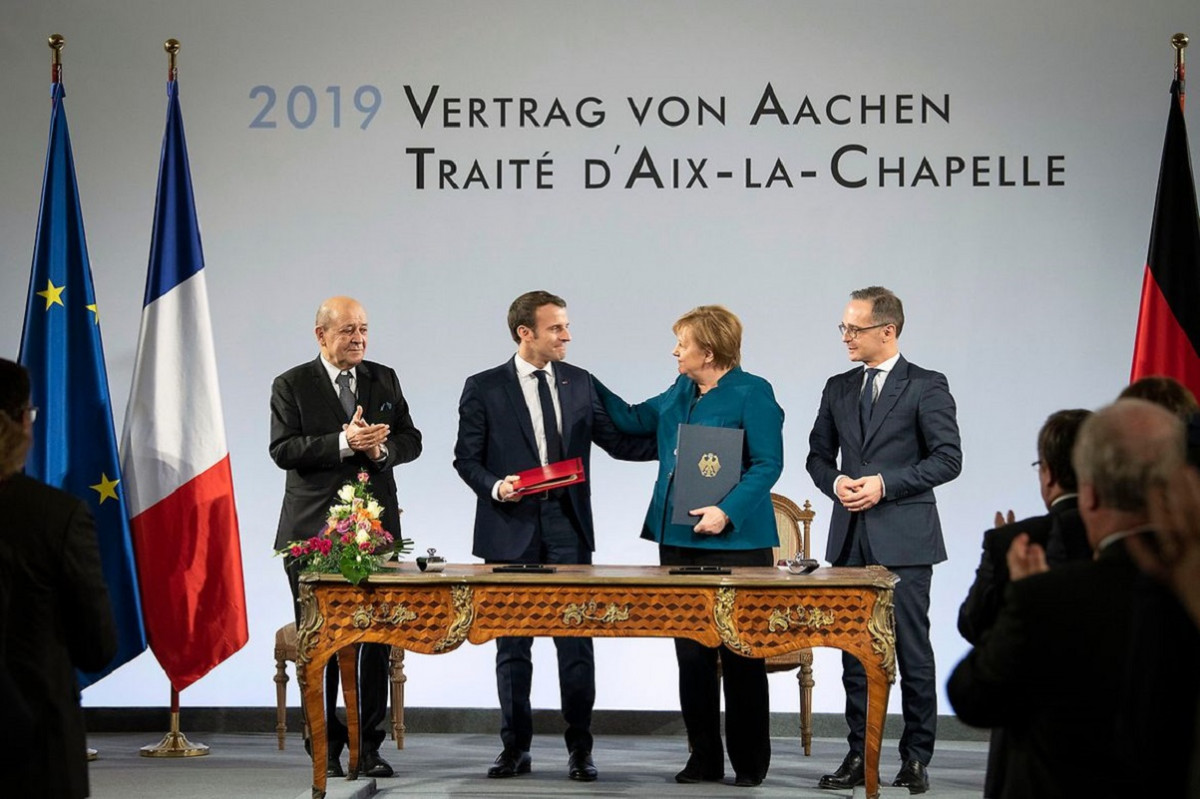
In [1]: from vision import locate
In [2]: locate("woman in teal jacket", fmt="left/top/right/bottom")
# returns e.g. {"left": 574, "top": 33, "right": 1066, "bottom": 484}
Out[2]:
{"left": 596, "top": 305, "right": 783, "bottom": 788}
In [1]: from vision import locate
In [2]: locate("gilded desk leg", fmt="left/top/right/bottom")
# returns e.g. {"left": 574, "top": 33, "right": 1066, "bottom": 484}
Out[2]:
{"left": 302, "top": 657, "right": 328, "bottom": 799}
{"left": 390, "top": 646, "right": 406, "bottom": 749}
{"left": 338, "top": 646, "right": 361, "bottom": 779}
{"left": 799, "top": 649, "right": 814, "bottom": 756}
{"left": 864, "top": 667, "right": 890, "bottom": 799}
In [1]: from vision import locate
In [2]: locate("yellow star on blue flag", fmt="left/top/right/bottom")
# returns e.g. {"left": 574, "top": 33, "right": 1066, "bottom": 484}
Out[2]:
{"left": 90, "top": 473, "right": 120, "bottom": 503}
{"left": 37, "top": 279, "right": 65, "bottom": 309}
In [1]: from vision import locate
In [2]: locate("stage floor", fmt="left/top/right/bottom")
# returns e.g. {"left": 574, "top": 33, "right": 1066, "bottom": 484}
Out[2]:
{"left": 86, "top": 732, "right": 987, "bottom": 798}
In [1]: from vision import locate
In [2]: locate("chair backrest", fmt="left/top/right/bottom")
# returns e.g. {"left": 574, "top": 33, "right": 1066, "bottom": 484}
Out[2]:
{"left": 770, "top": 493, "right": 815, "bottom": 564}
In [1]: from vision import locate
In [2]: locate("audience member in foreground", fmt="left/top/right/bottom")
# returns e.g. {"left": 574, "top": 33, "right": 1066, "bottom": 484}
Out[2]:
{"left": 956, "top": 408, "right": 1091, "bottom": 797}
{"left": 0, "top": 358, "right": 116, "bottom": 799}
{"left": 947, "top": 399, "right": 1190, "bottom": 798}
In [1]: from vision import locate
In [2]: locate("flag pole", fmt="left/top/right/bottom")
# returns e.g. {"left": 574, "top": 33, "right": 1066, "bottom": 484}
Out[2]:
{"left": 1173, "top": 32, "right": 1188, "bottom": 109}
{"left": 50, "top": 36, "right": 97, "bottom": 763}
{"left": 140, "top": 687, "right": 209, "bottom": 757}
{"left": 48, "top": 33, "right": 63, "bottom": 85}
{"left": 136, "top": 35, "right": 211, "bottom": 764}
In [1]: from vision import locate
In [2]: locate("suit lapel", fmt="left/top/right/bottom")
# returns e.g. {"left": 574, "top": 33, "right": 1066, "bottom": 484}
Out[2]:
{"left": 310, "top": 357, "right": 349, "bottom": 423}
{"left": 553, "top": 363, "right": 577, "bottom": 454}
{"left": 503, "top": 358, "right": 541, "bottom": 458}
{"left": 864, "top": 356, "right": 909, "bottom": 446}
{"left": 356, "top": 362, "right": 377, "bottom": 422}
{"left": 839, "top": 370, "right": 866, "bottom": 448}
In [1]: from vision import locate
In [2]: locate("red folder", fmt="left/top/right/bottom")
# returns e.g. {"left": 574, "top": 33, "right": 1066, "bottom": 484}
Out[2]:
{"left": 511, "top": 457, "right": 586, "bottom": 496}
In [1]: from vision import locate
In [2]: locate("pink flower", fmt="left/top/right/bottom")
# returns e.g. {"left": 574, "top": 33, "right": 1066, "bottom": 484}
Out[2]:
{"left": 357, "top": 471, "right": 369, "bottom": 483}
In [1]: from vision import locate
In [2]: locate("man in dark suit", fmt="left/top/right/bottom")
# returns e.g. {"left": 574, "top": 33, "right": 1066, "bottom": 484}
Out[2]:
{"left": 270, "top": 296, "right": 422, "bottom": 779}
{"left": 947, "top": 399, "right": 1193, "bottom": 798}
{"left": 957, "top": 408, "right": 1092, "bottom": 645}
{"left": 806, "top": 286, "right": 962, "bottom": 794}
{"left": 0, "top": 358, "right": 116, "bottom": 799}
{"left": 453, "top": 290, "right": 654, "bottom": 782}
{"left": 956, "top": 408, "right": 1091, "bottom": 797}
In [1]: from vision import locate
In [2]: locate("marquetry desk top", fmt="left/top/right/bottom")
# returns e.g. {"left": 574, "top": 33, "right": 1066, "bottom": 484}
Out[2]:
{"left": 297, "top": 564, "right": 897, "bottom": 799}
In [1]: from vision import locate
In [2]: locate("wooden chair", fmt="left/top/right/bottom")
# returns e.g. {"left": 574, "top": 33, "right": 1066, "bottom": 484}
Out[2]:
{"left": 273, "top": 622, "right": 408, "bottom": 750}
{"left": 766, "top": 493, "right": 818, "bottom": 755}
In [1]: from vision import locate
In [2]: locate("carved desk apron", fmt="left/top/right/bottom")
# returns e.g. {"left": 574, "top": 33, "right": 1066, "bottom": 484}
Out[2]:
{"left": 297, "top": 564, "right": 897, "bottom": 799}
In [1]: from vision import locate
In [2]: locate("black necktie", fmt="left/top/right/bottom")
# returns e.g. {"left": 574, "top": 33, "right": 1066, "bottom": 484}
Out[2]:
{"left": 533, "top": 370, "right": 563, "bottom": 463}
{"left": 336, "top": 370, "right": 356, "bottom": 420}
{"left": 860, "top": 367, "right": 880, "bottom": 434}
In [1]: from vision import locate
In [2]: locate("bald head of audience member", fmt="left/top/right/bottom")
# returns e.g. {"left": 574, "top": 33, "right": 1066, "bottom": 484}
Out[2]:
{"left": 1072, "top": 398, "right": 1185, "bottom": 549}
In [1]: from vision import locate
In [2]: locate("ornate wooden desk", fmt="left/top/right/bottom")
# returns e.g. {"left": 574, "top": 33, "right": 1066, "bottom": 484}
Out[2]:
{"left": 297, "top": 564, "right": 897, "bottom": 799}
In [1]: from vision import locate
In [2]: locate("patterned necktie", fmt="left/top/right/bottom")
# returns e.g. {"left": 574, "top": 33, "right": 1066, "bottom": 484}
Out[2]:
{"left": 336, "top": 370, "right": 356, "bottom": 420}
{"left": 533, "top": 370, "right": 563, "bottom": 463}
{"left": 860, "top": 367, "right": 880, "bottom": 434}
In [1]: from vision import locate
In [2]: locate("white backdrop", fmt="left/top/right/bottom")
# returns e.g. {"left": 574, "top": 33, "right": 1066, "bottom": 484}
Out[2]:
{"left": 2, "top": 2, "right": 1199, "bottom": 722}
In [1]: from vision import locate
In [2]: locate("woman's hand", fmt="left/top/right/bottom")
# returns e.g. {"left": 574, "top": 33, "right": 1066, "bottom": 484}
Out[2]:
{"left": 690, "top": 506, "right": 729, "bottom": 535}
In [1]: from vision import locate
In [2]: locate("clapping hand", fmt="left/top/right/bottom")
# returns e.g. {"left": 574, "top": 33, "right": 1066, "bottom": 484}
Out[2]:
{"left": 1006, "top": 532, "right": 1048, "bottom": 581}
{"left": 344, "top": 406, "right": 390, "bottom": 460}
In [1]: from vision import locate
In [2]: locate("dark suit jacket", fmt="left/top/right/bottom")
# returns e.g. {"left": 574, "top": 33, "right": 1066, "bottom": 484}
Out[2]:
{"left": 0, "top": 474, "right": 117, "bottom": 799}
{"left": 946, "top": 540, "right": 1173, "bottom": 799}
{"left": 957, "top": 496, "right": 1089, "bottom": 645}
{"left": 270, "top": 357, "right": 422, "bottom": 549}
{"left": 454, "top": 358, "right": 654, "bottom": 561}
{"left": 806, "top": 355, "right": 962, "bottom": 566}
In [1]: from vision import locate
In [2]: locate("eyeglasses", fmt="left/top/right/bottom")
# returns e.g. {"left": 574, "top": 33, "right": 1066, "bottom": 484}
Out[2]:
{"left": 1031, "top": 459, "right": 1042, "bottom": 469}
{"left": 838, "top": 322, "right": 888, "bottom": 340}
{"left": 25, "top": 406, "right": 38, "bottom": 423}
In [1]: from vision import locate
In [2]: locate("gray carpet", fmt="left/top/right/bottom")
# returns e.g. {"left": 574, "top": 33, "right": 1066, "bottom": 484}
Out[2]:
{"left": 86, "top": 732, "right": 987, "bottom": 798}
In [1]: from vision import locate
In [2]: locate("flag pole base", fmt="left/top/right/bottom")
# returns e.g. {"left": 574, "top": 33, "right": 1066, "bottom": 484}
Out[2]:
{"left": 139, "top": 711, "right": 209, "bottom": 757}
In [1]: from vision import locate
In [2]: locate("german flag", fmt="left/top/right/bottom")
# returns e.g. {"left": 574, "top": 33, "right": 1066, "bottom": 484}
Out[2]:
{"left": 1130, "top": 77, "right": 1200, "bottom": 398}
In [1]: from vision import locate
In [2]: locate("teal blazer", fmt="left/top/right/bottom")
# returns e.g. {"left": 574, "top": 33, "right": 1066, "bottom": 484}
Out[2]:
{"left": 596, "top": 367, "right": 784, "bottom": 550}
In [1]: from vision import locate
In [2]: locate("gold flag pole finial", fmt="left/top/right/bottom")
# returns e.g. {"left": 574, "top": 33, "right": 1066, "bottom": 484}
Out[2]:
{"left": 48, "top": 34, "right": 64, "bottom": 85}
{"left": 1172, "top": 33, "right": 1188, "bottom": 81}
{"left": 165, "top": 38, "right": 180, "bottom": 82}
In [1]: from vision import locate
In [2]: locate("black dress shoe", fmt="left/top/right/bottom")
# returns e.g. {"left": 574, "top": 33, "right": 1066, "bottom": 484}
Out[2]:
{"left": 568, "top": 749, "right": 598, "bottom": 781}
{"left": 675, "top": 758, "right": 724, "bottom": 784}
{"left": 487, "top": 748, "right": 532, "bottom": 778}
{"left": 360, "top": 749, "right": 394, "bottom": 778}
{"left": 818, "top": 752, "right": 864, "bottom": 789}
{"left": 734, "top": 774, "right": 764, "bottom": 787}
{"left": 892, "top": 759, "right": 929, "bottom": 794}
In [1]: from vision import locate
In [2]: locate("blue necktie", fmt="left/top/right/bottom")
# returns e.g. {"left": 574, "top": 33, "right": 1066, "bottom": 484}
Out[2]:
{"left": 860, "top": 368, "right": 880, "bottom": 434}
{"left": 533, "top": 370, "right": 563, "bottom": 463}
{"left": 336, "top": 370, "right": 356, "bottom": 420}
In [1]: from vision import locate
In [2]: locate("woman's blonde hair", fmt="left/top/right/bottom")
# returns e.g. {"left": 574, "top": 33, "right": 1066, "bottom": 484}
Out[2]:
{"left": 673, "top": 305, "right": 742, "bottom": 370}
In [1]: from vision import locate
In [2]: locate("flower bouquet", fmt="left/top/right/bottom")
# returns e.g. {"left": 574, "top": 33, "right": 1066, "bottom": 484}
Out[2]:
{"left": 278, "top": 471, "right": 413, "bottom": 585}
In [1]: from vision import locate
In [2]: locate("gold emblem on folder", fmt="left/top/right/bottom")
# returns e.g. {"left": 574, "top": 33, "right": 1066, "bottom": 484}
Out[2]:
{"left": 698, "top": 452, "right": 721, "bottom": 478}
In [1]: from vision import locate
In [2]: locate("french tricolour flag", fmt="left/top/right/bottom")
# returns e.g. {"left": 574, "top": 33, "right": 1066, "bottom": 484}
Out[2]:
{"left": 120, "top": 79, "right": 248, "bottom": 692}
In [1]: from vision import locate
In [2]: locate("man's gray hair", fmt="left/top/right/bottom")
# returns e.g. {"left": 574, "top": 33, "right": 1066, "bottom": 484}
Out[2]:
{"left": 1072, "top": 398, "right": 1185, "bottom": 513}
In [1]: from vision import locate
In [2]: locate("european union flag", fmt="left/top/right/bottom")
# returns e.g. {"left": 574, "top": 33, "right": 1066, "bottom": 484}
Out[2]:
{"left": 19, "top": 82, "right": 147, "bottom": 687}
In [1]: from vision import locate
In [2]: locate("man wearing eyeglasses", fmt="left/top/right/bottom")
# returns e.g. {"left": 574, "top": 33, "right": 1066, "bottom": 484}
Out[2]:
{"left": 806, "top": 286, "right": 962, "bottom": 794}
